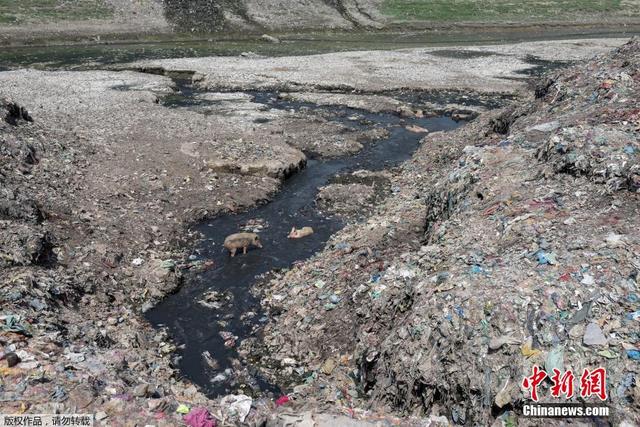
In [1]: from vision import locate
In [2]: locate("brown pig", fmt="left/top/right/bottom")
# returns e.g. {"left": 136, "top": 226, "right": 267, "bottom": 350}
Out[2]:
{"left": 288, "top": 226, "right": 314, "bottom": 239}
{"left": 223, "top": 232, "right": 263, "bottom": 257}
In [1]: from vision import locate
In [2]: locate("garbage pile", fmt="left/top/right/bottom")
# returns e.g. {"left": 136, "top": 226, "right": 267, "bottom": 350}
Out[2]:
{"left": 0, "top": 98, "right": 214, "bottom": 424}
{"left": 316, "top": 171, "right": 392, "bottom": 220}
{"left": 257, "top": 39, "right": 640, "bottom": 425}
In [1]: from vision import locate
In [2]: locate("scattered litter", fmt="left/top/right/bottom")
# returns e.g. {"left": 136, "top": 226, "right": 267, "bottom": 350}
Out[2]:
{"left": 521, "top": 337, "right": 542, "bottom": 358}
{"left": 202, "top": 351, "right": 219, "bottom": 370}
{"left": 566, "top": 301, "right": 592, "bottom": 325}
{"left": 545, "top": 347, "right": 564, "bottom": 373}
{"left": 176, "top": 404, "right": 191, "bottom": 415}
{"left": 241, "top": 218, "right": 268, "bottom": 232}
{"left": 5, "top": 352, "right": 20, "bottom": 368}
{"left": 220, "top": 394, "right": 252, "bottom": 422}
{"left": 275, "top": 395, "right": 290, "bottom": 406}
{"left": 198, "top": 290, "right": 233, "bottom": 310}
{"left": 626, "top": 311, "right": 640, "bottom": 321}
{"left": 160, "top": 260, "right": 176, "bottom": 270}
{"left": 581, "top": 274, "right": 595, "bottom": 285}
{"left": 583, "top": 322, "right": 607, "bottom": 346}
{"left": 1, "top": 315, "right": 31, "bottom": 336}
{"left": 627, "top": 350, "right": 640, "bottom": 361}
{"left": 598, "top": 349, "right": 617, "bottom": 359}
{"left": 536, "top": 251, "right": 558, "bottom": 265}
{"left": 219, "top": 331, "right": 237, "bottom": 348}
{"left": 184, "top": 407, "right": 216, "bottom": 427}
{"left": 488, "top": 335, "right": 519, "bottom": 350}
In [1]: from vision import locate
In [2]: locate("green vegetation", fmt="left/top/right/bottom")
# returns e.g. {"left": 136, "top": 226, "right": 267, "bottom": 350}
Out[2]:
{"left": 0, "top": 0, "right": 112, "bottom": 25}
{"left": 382, "top": 0, "right": 638, "bottom": 22}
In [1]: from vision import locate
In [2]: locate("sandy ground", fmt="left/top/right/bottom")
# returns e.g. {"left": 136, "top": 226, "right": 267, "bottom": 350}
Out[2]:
{"left": 130, "top": 38, "right": 630, "bottom": 93}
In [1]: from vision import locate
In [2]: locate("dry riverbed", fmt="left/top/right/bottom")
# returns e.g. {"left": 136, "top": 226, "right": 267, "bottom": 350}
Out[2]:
{"left": 0, "top": 37, "right": 638, "bottom": 425}
{"left": 129, "top": 38, "right": 628, "bottom": 93}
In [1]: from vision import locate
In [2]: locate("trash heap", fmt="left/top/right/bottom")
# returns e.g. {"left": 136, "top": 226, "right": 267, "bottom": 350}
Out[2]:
{"left": 0, "top": 99, "right": 214, "bottom": 423}
{"left": 258, "top": 39, "right": 640, "bottom": 425}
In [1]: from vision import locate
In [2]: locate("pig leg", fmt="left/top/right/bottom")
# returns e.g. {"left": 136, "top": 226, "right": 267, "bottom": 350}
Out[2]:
{"left": 230, "top": 248, "right": 237, "bottom": 257}
{"left": 243, "top": 246, "right": 247, "bottom": 255}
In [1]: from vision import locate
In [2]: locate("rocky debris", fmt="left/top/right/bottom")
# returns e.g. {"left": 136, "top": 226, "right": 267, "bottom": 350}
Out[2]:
{"left": 163, "top": 0, "right": 382, "bottom": 34}
{"left": 255, "top": 38, "right": 640, "bottom": 425}
{"left": 266, "top": 410, "right": 441, "bottom": 427}
{"left": 5, "top": 352, "right": 21, "bottom": 367}
{"left": 0, "top": 224, "right": 55, "bottom": 267}
{"left": 537, "top": 124, "right": 639, "bottom": 192}
{"left": 279, "top": 119, "right": 375, "bottom": 158}
{"left": 0, "top": 0, "right": 170, "bottom": 44}
{"left": 206, "top": 150, "right": 307, "bottom": 179}
{"left": 279, "top": 91, "right": 486, "bottom": 120}
{"left": 0, "top": 65, "right": 257, "bottom": 425}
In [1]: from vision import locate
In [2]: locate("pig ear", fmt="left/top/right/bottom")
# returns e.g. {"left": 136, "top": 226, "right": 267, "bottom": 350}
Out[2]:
{"left": 290, "top": 227, "right": 295, "bottom": 233}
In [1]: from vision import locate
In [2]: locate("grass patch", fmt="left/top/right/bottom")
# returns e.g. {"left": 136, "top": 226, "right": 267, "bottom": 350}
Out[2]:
{"left": 0, "top": 0, "right": 112, "bottom": 25}
{"left": 381, "top": 0, "right": 638, "bottom": 22}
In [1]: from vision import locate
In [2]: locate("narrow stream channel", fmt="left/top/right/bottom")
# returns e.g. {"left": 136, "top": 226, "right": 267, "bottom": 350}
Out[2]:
{"left": 145, "top": 83, "right": 467, "bottom": 397}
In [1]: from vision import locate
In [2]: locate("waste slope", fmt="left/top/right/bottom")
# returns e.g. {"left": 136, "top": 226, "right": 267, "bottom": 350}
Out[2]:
{"left": 258, "top": 38, "right": 640, "bottom": 425}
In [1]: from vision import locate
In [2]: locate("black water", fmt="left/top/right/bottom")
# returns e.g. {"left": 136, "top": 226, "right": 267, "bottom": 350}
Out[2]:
{"left": 145, "top": 86, "right": 464, "bottom": 397}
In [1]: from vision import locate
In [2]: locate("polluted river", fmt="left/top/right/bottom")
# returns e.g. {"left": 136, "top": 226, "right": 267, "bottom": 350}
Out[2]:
{"left": 0, "top": 39, "right": 566, "bottom": 408}
{"left": 2, "top": 15, "right": 640, "bottom": 422}
{"left": 145, "top": 80, "right": 471, "bottom": 397}
{"left": 1, "top": 40, "right": 563, "bottom": 401}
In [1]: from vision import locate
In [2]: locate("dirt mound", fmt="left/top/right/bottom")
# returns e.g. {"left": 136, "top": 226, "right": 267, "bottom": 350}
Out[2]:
{"left": 257, "top": 39, "right": 640, "bottom": 425}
